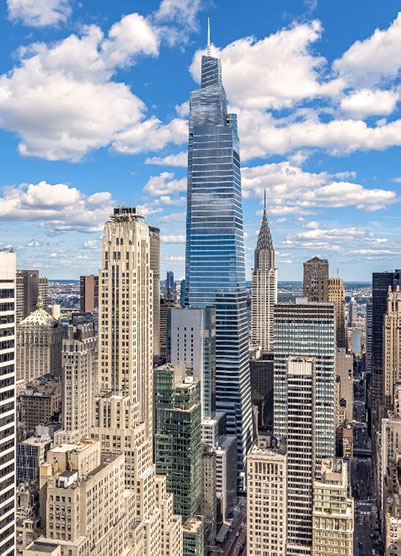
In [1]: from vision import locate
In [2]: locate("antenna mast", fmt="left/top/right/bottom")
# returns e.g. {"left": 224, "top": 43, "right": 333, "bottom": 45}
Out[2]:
{"left": 207, "top": 17, "right": 211, "bottom": 56}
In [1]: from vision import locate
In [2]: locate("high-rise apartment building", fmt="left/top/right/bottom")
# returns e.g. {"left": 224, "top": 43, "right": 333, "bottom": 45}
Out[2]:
{"left": 149, "top": 226, "right": 161, "bottom": 356}
{"left": 247, "top": 441, "right": 287, "bottom": 556}
{"left": 60, "top": 322, "right": 97, "bottom": 438}
{"left": 185, "top": 36, "right": 253, "bottom": 467}
{"left": 250, "top": 351, "right": 274, "bottom": 432}
{"left": 159, "top": 296, "right": 176, "bottom": 359}
{"left": 79, "top": 274, "right": 98, "bottom": 312}
{"left": 274, "top": 299, "right": 336, "bottom": 467}
{"left": 90, "top": 207, "right": 181, "bottom": 553}
{"left": 371, "top": 270, "right": 401, "bottom": 426}
{"left": 383, "top": 286, "right": 401, "bottom": 415}
{"left": 286, "top": 357, "right": 316, "bottom": 554}
{"left": 16, "top": 299, "right": 63, "bottom": 381}
{"left": 328, "top": 277, "right": 346, "bottom": 349}
{"left": 312, "top": 459, "right": 354, "bottom": 556}
{"left": 168, "top": 307, "right": 216, "bottom": 419}
{"left": 166, "top": 270, "right": 175, "bottom": 299}
{"left": 335, "top": 351, "right": 353, "bottom": 455}
{"left": 366, "top": 299, "right": 373, "bottom": 375}
{"left": 154, "top": 363, "right": 202, "bottom": 521}
{"left": 250, "top": 193, "right": 277, "bottom": 352}
{"left": 303, "top": 257, "right": 329, "bottom": 302}
{"left": 0, "top": 250, "right": 16, "bottom": 555}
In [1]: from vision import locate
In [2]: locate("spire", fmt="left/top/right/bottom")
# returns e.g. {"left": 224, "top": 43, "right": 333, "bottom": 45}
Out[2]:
{"left": 207, "top": 17, "right": 211, "bottom": 56}
{"left": 254, "top": 193, "right": 275, "bottom": 270}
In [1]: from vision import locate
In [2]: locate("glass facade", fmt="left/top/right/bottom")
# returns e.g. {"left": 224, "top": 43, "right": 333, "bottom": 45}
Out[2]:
{"left": 274, "top": 301, "right": 336, "bottom": 468}
{"left": 185, "top": 53, "right": 253, "bottom": 467}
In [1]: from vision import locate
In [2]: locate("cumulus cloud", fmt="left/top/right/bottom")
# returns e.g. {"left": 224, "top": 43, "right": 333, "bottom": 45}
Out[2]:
{"left": 0, "top": 14, "right": 190, "bottom": 161}
{"left": 155, "top": 0, "right": 205, "bottom": 30}
{"left": 144, "top": 172, "right": 187, "bottom": 196}
{"left": 242, "top": 160, "right": 396, "bottom": 212}
{"left": 161, "top": 234, "right": 186, "bottom": 243}
{"left": 145, "top": 152, "right": 187, "bottom": 166}
{"left": 7, "top": 0, "right": 72, "bottom": 27}
{"left": 334, "top": 12, "right": 401, "bottom": 87}
{"left": 0, "top": 181, "right": 115, "bottom": 232}
{"left": 340, "top": 89, "right": 399, "bottom": 118}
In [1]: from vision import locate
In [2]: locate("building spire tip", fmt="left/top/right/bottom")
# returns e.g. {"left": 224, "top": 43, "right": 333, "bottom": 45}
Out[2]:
{"left": 207, "top": 17, "right": 211, "bottom": 56}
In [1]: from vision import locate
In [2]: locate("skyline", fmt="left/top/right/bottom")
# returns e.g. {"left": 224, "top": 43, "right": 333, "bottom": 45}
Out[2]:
{"left": 1, "top": 1, "right": 401, "bottom": 280}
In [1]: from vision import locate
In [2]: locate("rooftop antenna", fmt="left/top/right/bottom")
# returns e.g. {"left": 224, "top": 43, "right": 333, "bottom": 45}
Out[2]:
{"left": 263, "top": 189, "right": 267, "bottom": 215}
{"left": 207, "top": 17, "right": 211, "bottom": 56}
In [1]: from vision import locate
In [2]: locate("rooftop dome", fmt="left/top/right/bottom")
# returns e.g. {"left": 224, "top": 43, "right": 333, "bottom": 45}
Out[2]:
{"left": 19, "top": 297, "right": 57, "bottom": 327}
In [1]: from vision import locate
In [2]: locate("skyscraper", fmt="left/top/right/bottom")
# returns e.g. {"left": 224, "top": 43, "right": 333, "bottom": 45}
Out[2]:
{"left": 149, "top": 226, "right": 161, "bottom": 356}
{"left": 328, "top": 277, "right": 346, "bottom": 349}
{"left": 166, "top": 270, "right": 175, "bottom": 299}
{"left": 79, "top": 274, "right": 98, "bottom": 312}
{"left": 371, "top": 270, "right": 401, "bottom": 426}
{"left": 250, "top": 192, "right": 277, "bottom": 352}
{"left": 90, "top": 207, "right": 182, "bottom": 553}
{"left": 383, "top": 286, "right": 401, "bottom": 415}
{"left": 274, "top": 299, "right": 336, "bottom": 467}
{"left": 303, "top": 257, "right": 329, "bottom": 302}
{"left": 0, "top": 251, "right": 16, "bottom": 555}
{"left": 168, "top": 306, "right": 216, "bottom": 420}
{"left": 185, "top": 28, "right": 253, "bottom": 466}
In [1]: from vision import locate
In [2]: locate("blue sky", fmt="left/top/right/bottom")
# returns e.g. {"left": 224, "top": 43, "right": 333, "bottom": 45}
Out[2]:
{"left": 0, "top": 0, "right": 401, "bottom": 281}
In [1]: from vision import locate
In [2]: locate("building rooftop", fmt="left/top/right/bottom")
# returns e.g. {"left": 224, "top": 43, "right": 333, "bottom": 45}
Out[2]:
{"left": 19, "top": 307, "right": 57, "bottom": 327}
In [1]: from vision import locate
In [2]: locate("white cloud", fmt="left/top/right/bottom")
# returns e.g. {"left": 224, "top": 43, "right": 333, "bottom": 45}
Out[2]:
{"left": 83, "top": 240, "right": 100, "bottom": 249}
{"left": 158, "top": 212, "right": 186, "bottom": 222}
{"left": 242, "top": 160, "right": 396, "bottom": 212}
{"left": 0, "top": 15, "right": 183, "bottom": 162}
{"left": 334, "top": 12, "right": 401, "bottom": 87}
{"left": 340, "top": 89, "right": 399, "bottom": 118}
{"left": 0, "top": 181, "right": 115, "bottom": 232}
{"left": 155, "top": 0, "right": 205, "bottom": 30}
{"left": 144, "top": 172, "right": 187, "bottom": 196}
{"left": 163, "top": 255, "right": 185, "bottom": 261}
{"left": 27, "top": 240, "right": 40, "bottom": 247}
{"left": 161, "top": 234, "right": 186, "bottom": 243}
{"left": 145, "top": 152, "right": 187, "bottom": 166}
{"left": 7, "top": 0, "right": 72, "bottom": 27}
{"left": 190, "top": 20, "right": 342, "bottom": 110}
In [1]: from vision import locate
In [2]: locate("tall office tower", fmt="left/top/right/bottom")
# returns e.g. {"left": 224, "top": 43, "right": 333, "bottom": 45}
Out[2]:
{"left": 201, "top": 444, "right": 217, "bottom": 550}
{"left": 328, "top": 277, "right": 346, "bottom": 348}
{"left": 28, "top": 440, "right": 136, "bottom": 554}
{"left": 366, "top": 299, "right": 373, "bottom": 374}
{"left": 348, "top": 296, "right": 359, "bottom": 327}
{"left": 0, "top": 251, "right": 16, "bottom": 555}
{"left": 168, "top": 306, "right": 216, "bottom": 419}
{"left": 286, "top": 357, "right": 316, "bottom": 554}
{"left": 335, "top": 351, "right": 353, "bottom": 455}
{"left": 79, "top": 274, "right": 98, "bottom": 312}
{"left": 38, "top": 277, "right": 48, "bottom": 309}
{"left": 159, "top": 296, "right": 176, "bottom": 359}
{"left": 185, "top": 32, "right": 253, "bottom": 467}
{"left": 166, "top": 270, "right": 175, "bottom": 298}
{"left": 383, "top": 286, "right": 401, "bottom": 415}
{"left": 250, "top": 192, "right": 277, "bottom": 352}
{"left": 90, "top": 207, "right": 181, "bottom": 554}
{"left": 250, "top": 351, "right": 274, "bottom": 432}
{"left": 16, "top": 298, "right": 63, "bottom": 381}
{"left": 59, "top": 322, "right": 97, "bottom": 439}
{"left": 312, "top": 459, "right": 354, "bottom": 556}
{"left": 303, "top": 257, "right": 329, "bottom": 302}
{"left": 274, "top": 299, "right": 336, "bottom": 467}
{"left": 372, "top": 270, "right": 401, "bottom": 426}
{"left": 16, "top": 269, "right": 38, "bottom": 323}
{"left": 149, "top": 226, "right": 161, "bottom": 356}
{"left": 154, "top": 363, "right": 202, "bottom": 520}
{"left": 247, "top": 440, "right": 287, "bottom": 556}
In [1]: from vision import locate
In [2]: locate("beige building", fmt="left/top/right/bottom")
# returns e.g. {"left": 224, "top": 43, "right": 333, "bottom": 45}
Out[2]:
{"left": 149, "top": 226, "right": 161, "bottom": 357}
{"left": 17, "top": 300, "right": 63, "bottom": 381}
{"left": 19, "top": 375, "right": 61, "bottom": 433}
{"left": 27, "top": 440, "right": 135, "bottom": 555}
{"left": 312, "top": 459, "right": 354, "bottom": 555}
{"left": 384, "top": 286, "right": 401, "bottom": 414}
{"left": 328, "top": 278, "right": 346, "bottom": 348}
{"left": 247, "top": 442, "right": 287, "bottom": 556}
{"left": 90, "top": 207, "right": 182, "bottom": 555}
{"left": 59, "top": 322, "right": 97, "bottom": 439}
{"left": 335, "top": 350, "right": 353, "bottom": 455}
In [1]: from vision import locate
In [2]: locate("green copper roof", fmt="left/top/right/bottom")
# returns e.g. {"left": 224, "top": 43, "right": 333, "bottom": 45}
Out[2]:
{"left": 19, "top": 307, "right": 57, "bottom": 327}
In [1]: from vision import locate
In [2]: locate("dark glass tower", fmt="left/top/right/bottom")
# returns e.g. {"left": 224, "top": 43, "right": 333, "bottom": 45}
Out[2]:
{"left": 185, "top": 40, "right": 253, "bottom": 467}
